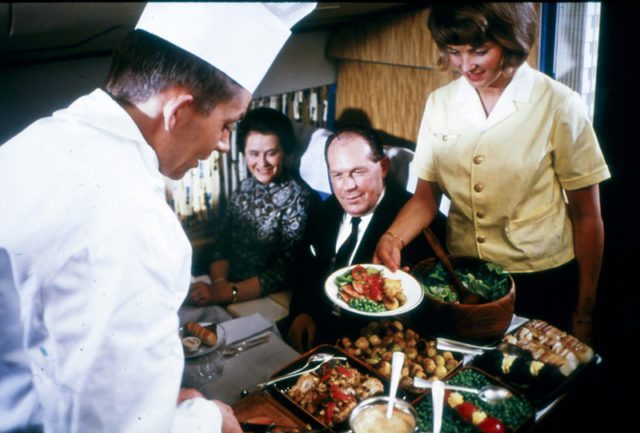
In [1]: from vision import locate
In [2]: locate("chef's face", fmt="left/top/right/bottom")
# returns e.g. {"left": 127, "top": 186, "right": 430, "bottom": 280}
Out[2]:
{"left": 244, "top": 132, "right": 285, "bottom": 185}
{"left": 327, "top": 134, "right": 388, "bottom": 217}
{"left": 163, "top": 88, "right": 252, "bottom": 180}
{"left": 447, "top": 42, "right": 511, "bottom": 91}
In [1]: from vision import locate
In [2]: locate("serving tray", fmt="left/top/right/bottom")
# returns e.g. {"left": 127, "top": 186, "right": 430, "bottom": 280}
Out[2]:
{"left": 233, "top": 390, "right": 323, "bottom": 433}
{"left": 335, "top": 319, "right": 463, "bottom": 400}
{"left": 414, "top": 366, "right": 535, "bottom": 433}
{"left": 471, "top": 320, "right": 601, "bottom": 407}
{"left": 266, "top": 344, "right": 407, "bottom": 432}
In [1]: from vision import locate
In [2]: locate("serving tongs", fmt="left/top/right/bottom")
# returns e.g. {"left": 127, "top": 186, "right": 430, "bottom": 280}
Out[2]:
{"left": 255, "top": 352, "right": 346, "bottom": 389}
{"left": 422, "top": 228, "right": 483, "bottom": 304}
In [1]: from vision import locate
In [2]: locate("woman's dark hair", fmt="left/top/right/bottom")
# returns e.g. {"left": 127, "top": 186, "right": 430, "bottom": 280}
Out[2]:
{"left": 324, "top": 126, "right": 385, "bottom": 163}
{"left": 428, "top": 3, "right": 537, "bottom": 70}
{"left": 104, "top": 30, "right": 242, "bottom": 115}
{"left": 236, "top": 107, "right": 296, "bottom": 155}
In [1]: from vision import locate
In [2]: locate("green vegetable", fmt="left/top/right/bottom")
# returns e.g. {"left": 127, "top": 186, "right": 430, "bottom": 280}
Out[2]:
{"left": 448, "top": 369, "right": 533, "bottom": 429}
{"left": 414, "top": 262, "right": 510, "bottom": 302}
{"left": 416, "top": 368, "right": 534, "bottom": 432}
{"left": 348, "top": 298, "right": 386, "bottom": 313}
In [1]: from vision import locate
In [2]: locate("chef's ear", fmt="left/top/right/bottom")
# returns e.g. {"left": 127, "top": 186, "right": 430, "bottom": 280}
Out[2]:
{"left": 163, "top": 94, "right": 194, "bottom": 132}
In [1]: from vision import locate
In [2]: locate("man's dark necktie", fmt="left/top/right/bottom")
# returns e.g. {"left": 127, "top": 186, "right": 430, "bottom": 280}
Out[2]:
{"left": 334, "top": 217, "right": 361, "bottom": 270}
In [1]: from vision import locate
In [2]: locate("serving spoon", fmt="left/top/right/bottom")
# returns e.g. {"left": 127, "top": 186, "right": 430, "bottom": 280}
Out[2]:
{"left": 413, "top": 377, "right": 512, "bottom": 404}
{"left": 255, "top": 353, "right": 345, "bottom": 389}
{"left": 386, "top": 351, "right": 405, "bottom": 418}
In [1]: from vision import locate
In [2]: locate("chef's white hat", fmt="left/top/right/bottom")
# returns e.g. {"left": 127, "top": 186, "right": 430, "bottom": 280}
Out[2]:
{"left": 136, "top": 2, "right": 316, "bottom": 93}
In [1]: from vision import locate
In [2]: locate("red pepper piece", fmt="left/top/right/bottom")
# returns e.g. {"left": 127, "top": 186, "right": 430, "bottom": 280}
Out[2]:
{"left": 326, "top": 401, "right": 336, "bottom": 425}
{"left": 330, "top": 384, "right": 351, "bottom": 401}
{"left": 335, "top": 365, "right": 352, "bottom": 376}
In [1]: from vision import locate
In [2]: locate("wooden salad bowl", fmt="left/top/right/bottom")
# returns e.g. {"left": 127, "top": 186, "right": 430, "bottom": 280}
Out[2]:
{"left": 410, "top": 256, "right": 515, "bottom": 342}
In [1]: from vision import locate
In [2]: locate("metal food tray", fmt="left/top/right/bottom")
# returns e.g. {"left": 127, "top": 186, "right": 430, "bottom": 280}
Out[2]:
{"left": 335, "top": 319, "right": 464, "bottom": 400}
{"left": 414, "top": 366, "right": 535, "bottom": 433}
{"left": 470, "top": 322, "right": 601, "bottom": 408}
{"left": 266, "top": 344, "right": 409, "bottom": 433}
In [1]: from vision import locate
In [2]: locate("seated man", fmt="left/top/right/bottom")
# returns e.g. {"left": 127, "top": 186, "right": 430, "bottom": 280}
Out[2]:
{"left": 286, "top": 126, "right": 445, "bottom": 351}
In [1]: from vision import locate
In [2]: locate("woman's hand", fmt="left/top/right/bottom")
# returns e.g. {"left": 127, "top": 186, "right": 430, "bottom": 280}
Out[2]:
{"left": 373, "top": 233, "right": 403, "bottom": 272}
{"left": 571, "top": 311, "right": 593, "bottom": 343}
{"left": 189, "top": 281, "right": 220, "bottom": 306}
{"left": 287, "top": 313, "right": 316, "bottom": 352}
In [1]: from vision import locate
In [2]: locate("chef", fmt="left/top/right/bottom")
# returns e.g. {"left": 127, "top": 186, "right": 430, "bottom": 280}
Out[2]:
{"left": 0, "top": 3, "right": 315, "bottom": 433}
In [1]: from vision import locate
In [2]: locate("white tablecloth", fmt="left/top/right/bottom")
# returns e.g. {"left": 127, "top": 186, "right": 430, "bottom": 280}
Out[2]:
{"left": 178, "top": 305, "right": 299, "bottom": 404}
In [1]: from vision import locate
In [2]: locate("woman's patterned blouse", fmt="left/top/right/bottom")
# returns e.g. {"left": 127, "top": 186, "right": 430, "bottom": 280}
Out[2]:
{"left": 212, "top": 170, "right": 318, "bottom": 295}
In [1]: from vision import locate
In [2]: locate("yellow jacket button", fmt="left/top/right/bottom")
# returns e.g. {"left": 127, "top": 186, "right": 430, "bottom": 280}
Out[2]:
{"left": 473, "top": 155, "right": 485, "bottom": 165}
{"left": 476, "top": 210, "right": 485, "bottom": 218}
{"left": 474, "top": 183, "right": 484, "bottom": 192}
{"left": 477, "top": 235, "right": 486, "bottom": 243}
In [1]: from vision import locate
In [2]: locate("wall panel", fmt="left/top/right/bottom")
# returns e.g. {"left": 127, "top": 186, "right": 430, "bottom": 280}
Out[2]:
{"left": 335, "top": 61, "right": 455, "bottom": 144}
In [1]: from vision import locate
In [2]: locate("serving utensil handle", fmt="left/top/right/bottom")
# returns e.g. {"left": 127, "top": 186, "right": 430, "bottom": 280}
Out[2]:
{"left": 422, "top": 228, "right": 470, "bottom": 299}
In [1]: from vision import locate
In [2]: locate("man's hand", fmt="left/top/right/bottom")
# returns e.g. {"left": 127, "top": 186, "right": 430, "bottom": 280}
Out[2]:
{"left": 213, "top": 400, "right": 243, "bottom": 433}
{"left": 287, "top": 313, "right": 316, "bottom": 352}
{"left": 177, "top": 387, "right": 203, "bottom": 404}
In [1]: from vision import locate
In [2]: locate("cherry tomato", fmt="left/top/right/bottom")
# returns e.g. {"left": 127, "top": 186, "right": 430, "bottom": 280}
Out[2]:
{"left": 455, "top": 401, "right": 477, "bottom": 421}
{"left": 351, "top": 265, "right": 367, "bottom": 280}
{"left": 478, "top": 416, "right": 506, "bottom": 433}
{"left": 352, "top": 280, "right": 366, "bottom": 294}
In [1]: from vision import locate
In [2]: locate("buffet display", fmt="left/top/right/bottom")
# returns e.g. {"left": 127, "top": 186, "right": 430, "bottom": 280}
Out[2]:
{"left": 232, "top": 263, "right": 599, "bottom": 432}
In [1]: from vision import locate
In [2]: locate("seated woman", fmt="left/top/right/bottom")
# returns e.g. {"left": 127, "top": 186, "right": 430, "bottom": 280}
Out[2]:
{"left": 189, "top": 107, "right": 319, "bottom": 307}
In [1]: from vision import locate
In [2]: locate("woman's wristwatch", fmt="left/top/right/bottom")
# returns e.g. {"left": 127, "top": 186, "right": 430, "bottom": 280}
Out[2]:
{"left": 230, "top": 283, "right": 238, "bottom": 304}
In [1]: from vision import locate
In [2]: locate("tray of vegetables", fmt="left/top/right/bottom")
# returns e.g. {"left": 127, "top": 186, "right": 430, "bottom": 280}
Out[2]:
{"left": 415, "top": 367, "right": 534, "bottom": 433}
{"left": 337, "top": 319, "right": 463, "bottom": 400}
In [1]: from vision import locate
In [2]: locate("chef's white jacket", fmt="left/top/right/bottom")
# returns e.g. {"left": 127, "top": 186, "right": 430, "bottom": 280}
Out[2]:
{"left": 0, "top": 89, "right": 221, "bottom": 433}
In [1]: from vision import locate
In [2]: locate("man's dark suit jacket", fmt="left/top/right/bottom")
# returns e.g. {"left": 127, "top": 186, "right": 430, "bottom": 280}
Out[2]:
{"left": 287, "top": 180, "right": 446, "bottom": 344}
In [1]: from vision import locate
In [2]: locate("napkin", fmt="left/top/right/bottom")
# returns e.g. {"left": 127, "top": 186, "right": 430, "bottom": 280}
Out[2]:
{"left": 220, "top": 313, "right": 277, "bottom": 346}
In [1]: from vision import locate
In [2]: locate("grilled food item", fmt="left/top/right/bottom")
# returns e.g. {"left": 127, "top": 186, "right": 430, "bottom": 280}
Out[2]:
{"left": 185, "top": 321, "right": 217, "bottom": 346}
{"left": 502, "top": 320, "right": 593, "bottom": 376}
{"left": 287, "top": 360, "right": 384, "bottom": 427}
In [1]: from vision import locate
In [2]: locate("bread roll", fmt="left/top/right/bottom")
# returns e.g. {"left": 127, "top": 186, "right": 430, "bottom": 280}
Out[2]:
{"left": 185, "top": 322, "right": 217, "bottom": 346}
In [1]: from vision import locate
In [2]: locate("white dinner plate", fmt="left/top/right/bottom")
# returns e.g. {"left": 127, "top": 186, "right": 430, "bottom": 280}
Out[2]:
{"left": 324, "top": 264, "right": 424, "bottom": 317}
{"left": 179, "top": 321, "right": 226, "bottom": 359}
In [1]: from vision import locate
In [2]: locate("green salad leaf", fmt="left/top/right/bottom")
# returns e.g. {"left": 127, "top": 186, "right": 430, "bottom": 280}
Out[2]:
{"left": 415, "top": 261, "right": 510, "bottom": 302}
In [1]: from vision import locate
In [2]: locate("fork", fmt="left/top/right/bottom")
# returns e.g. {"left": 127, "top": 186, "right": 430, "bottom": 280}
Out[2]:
{"left": 221, "top": 333, "right": 271, "bottom": 357}
{"left": 255, "top": 353, "right": 346, "bottom": 389}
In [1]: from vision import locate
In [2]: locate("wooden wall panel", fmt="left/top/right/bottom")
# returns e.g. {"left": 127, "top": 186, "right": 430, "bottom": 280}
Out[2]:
{"left": 328, "top": 8, "right": 439, "bottom": 68}
{"left": 335, "top": 62, "right": 456, "bottom": 144}
{"left": 329, "top": 6, "right": 540, "bottom": 70}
